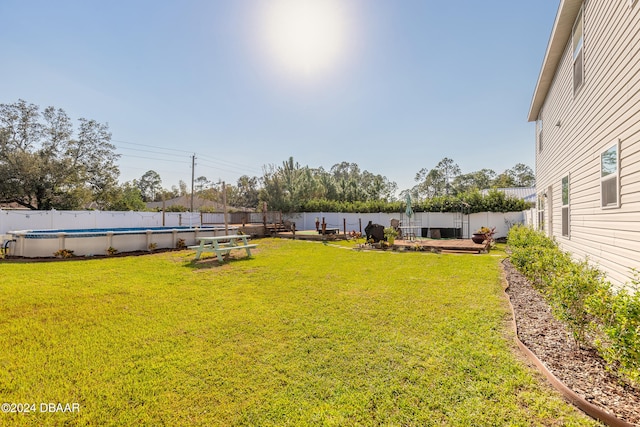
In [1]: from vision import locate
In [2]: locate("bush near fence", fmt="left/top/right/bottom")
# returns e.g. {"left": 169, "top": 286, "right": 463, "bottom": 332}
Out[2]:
{"left": 295, "top": 190, "right": 533, "bottom": 214}
{"left": 508, "top": 225, "right": 640, "bottom": 385}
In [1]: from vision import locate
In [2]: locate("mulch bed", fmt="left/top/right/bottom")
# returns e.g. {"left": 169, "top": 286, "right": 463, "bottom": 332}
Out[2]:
{"left": 503, "top": 258, "right": 640, "bottom": 426}
{"left": 0, "top": 248, "right": 181, "bottom": 262}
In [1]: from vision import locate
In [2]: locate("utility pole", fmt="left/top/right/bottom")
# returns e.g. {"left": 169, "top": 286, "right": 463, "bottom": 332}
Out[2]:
{"left": 190, "top": 154, "right": 196, "bottom": 213}
{"left": 222, "top": 180, "right": 229, "bottom": 235}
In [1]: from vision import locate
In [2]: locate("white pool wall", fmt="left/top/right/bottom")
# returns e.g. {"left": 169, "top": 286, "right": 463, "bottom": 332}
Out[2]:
{"left": 8, "top": 227, "right": 235, "bottom": 258}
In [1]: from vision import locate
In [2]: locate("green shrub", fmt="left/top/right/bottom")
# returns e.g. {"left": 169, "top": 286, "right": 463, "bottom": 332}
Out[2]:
{"left": 507, "top": 226, "right": 640, "bottom": 386}
{"left": 165, "top": 205, "right": 188, "bottom": 212}
{"left": 176, "top": 238, "right": 186, "bottom": 250}
{"left": 289, "top": 190, "right": 533, "bottom": 214}
{"left": 587, "top": 275, "right": 640, "bottom": 385}
{"left": 507, "top": 224, "right": 556, "bottom": 249}
{"left": 548, "top": 260, "right": 602, "bottom": 343}
{"left": 507, "top": 225, "right": 568, "bottom": 294}
{"left": 53, "top": 248, "right": 75, "bottom": 258}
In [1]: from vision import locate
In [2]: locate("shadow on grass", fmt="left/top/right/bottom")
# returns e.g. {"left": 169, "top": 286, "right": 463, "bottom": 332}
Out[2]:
{"left": 184, "top": 252, "right": 258, "bottom": 270}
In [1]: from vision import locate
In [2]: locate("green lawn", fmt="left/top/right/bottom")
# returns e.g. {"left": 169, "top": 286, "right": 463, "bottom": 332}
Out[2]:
{"left": 0, "top": 239, "right": 598, "bottom": 426}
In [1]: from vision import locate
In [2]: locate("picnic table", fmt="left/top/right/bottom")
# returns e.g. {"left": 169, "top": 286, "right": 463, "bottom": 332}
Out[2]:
{"left": 190, "top": 234, "right": 257, "bottom": 262}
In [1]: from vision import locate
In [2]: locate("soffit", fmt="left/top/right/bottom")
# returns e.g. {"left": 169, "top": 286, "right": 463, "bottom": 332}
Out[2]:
{"left": 527, "top": 0, "right": 584, "bottom": 122}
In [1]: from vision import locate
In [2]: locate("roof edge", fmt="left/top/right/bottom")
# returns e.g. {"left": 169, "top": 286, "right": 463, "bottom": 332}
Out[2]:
{"left": 527, "top": 0, "right": 583, "bottom": 122}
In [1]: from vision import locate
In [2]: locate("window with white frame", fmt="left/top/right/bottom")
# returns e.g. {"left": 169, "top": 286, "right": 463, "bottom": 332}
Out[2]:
{"left": 561, "top": 175, "right": 570, "bottom": 237}
{"left": 572, "top": 8, "right": 584, "bottom": 95}
{"left": 536, "top": 116, "right": 543, "bottom": 152}
{"left": 601, "top": 142, "right": 620, "bottom": 208}
{"left": 537, "top": 193, "right": 545, "bottom": 231}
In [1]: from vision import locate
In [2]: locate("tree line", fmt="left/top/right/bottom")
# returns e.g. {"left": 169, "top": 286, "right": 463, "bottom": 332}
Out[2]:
{"left": 0, "top": 100, "right": 119, "bottom": 209}
{"left": 1, "top": 100, "right": 535, "bottom": 212}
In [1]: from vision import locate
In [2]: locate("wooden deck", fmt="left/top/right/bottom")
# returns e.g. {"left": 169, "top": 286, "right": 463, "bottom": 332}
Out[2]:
{"left": 274, "top": 231, "right": 349, "bottom": 241}
{"left": 393, "top": 238, "right": 490, "bottom": 253}
{"left": 274, "top": 231, "right": 489, "bottom": 252}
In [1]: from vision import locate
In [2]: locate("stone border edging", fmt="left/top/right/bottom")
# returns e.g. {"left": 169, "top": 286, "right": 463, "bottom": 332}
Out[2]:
{"left": 503, "top": 283, "right": 635, "bottom": 427}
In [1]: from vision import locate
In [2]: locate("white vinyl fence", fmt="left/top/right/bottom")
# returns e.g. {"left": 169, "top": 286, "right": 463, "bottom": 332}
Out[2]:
{"left": 522, "top": 208, "right": 538, "bottom": 229}
{"left": 1, "top": 209, "right": 527, "bottom": 240}
{"left": 283, "top": 211, "right": 525, "bottom": 239}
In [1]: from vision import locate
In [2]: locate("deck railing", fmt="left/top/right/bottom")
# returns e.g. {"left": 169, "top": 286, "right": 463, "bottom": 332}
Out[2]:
{"left": 201, "top": 211, "right": 282, "bottom": 226}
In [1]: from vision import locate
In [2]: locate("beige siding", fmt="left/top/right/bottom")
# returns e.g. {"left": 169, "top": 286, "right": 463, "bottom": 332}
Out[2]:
{"left": 536, "top": 0, "right": 640, "bottom": 288}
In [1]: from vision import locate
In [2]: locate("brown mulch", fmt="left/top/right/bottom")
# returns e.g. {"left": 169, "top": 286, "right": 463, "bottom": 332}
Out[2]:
{"left": 502, "top": 258, "right": 640, "bottom": 426}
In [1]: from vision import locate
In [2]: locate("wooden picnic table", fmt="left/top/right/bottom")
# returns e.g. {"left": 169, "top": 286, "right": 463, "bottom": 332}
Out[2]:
{"left": 190, "top": 234, "right": 257, "bottom": 262}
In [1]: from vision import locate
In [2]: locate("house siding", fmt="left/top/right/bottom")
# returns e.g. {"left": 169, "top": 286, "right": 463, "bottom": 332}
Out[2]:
{"left": 535, "top": 0, "right": 640, "bottom": 287}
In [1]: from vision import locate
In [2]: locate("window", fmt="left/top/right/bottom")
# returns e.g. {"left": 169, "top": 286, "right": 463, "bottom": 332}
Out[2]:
{"left": 536, "top": 116, "right": 543, "bottom": 152}
{"left": 601, "top": 142, "right": 620, "bottom": 208}
{"left": 547, "top": 185, "right": 554, "bottom": 236}
{"left": 537, "top": 193, "right": 545, "bottom": 231}
{"left": 573, "top": 8, "right": 584, "bottom": 95}
{"left": 562, "top": 175, "right": 570, "bottom": 237}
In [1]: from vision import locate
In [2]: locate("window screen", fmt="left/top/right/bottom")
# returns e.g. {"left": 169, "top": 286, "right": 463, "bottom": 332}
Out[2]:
{"left": 601, "top": 144, "right": 619, "bottom": 208}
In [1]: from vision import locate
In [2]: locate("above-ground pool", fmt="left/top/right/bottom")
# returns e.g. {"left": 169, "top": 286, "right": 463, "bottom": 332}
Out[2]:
{"left": 6, "top": 226, "right": 237, "bottom": 258}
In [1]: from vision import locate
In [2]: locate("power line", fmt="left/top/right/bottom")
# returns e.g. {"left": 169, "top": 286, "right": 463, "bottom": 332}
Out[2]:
{"left": 116, "top": 145, "right": 189, "bottom": 157}
{"left": 196, "top": 159, "right": 259, "bottom": 176}
{"left": 112, "top": 139, "right": 194, "bottom": 154}
{"left": 113, "top": 139, "right": 261, "bottom": 175}
{"left": 117, "top": 153, "right": 191, "bottom": 164}
{"left": 197, "top": 153, "right": 262, "bottom": 173}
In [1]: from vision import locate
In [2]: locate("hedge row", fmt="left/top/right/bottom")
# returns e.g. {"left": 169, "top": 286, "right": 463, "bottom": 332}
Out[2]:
{"left": 295, "top": 190, "right": 533, "bottom": 214}
{"left": 508, "top": 225, "right": 640, "bottom": 386}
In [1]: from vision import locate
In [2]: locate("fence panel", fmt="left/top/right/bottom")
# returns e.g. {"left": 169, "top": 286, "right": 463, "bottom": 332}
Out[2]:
{"left": 284, "top": 211, "right": 525, "bottom": 238}
{"left": 1, "top": 209, "right": 527, "bottom": 239}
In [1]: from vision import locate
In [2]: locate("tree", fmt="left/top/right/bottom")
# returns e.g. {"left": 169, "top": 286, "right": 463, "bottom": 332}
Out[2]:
{"left": 315, "top": 167, "right": 339, "bottom": 200}
{"left": 453, "top": 169, "right": 496, "bottom": 193}
{"left": 328, "top": 161, "right": 396, "bottom": 202}
{"left": 259, "top": 157, "right": 307, "bottom": 211}
{"left": 415, "top": 157, "right": 461, "bottom": 197}
{"left": 259, "top": 164, "right": 285, "bottom": 210}
{"left": 178, "top": 180, "right": 188, "bottom": 196}
{"left": 509, "top": 163, "right": 536, "bottom": 187}
{"left": 331, "top": 162, "right": 361, "bottom": 201}
{"left": 194, "top": 175, "right": 210, "bottom": 193}
{"left": 492, "top": 164, "right": 536, "bottom": 188}
{"left": 106, "top": 182, "right": 147, "bottom": 211}
{"left": 71, "top": 118, "right": 121, "bottom": 206}
{"left": 137, "top": 170, "right": 163, "bottom": 202}
{"left": 0, "top": 100, "right": 120, "bottom": 209}
{"left": 258, "top": 157, "right": 399, "bottom": 212}
{"left": 493, "top": 172, "right": 516, "bottom": 188}
{"left": 231, "top": 175, "right": 259, "bottom": 208}
{"left": 412, "top": 159, "right": 535, "bottom": 199}
{"left": 165, "top": 186, "right": 180, "bottom": 200}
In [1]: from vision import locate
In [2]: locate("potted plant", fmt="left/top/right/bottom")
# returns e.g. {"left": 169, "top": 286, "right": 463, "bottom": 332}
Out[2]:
{"left": 472, "top": 227, "right": 495, "bottom": 244}
{"left": 384, "top": 227, "right": 399, "bottom": 245}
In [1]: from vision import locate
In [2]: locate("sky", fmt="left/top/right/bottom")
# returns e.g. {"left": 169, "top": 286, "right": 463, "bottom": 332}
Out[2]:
{"left": 0, "top": 0, "right": 559, "bottom": 194}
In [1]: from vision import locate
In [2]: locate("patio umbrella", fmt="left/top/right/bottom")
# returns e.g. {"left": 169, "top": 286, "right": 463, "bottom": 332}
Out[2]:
{"left": 405, "top": 194, "right": 414, "bottom": 221}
